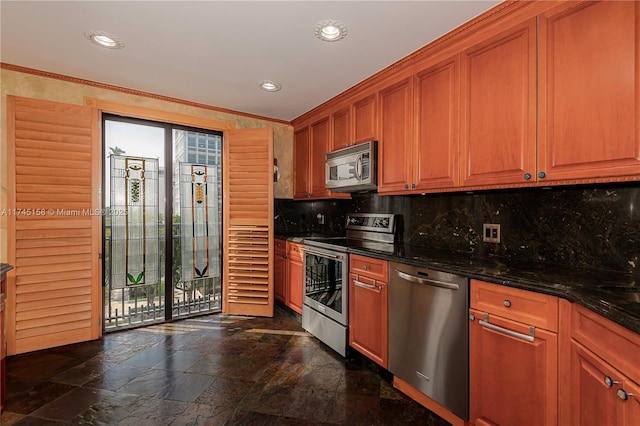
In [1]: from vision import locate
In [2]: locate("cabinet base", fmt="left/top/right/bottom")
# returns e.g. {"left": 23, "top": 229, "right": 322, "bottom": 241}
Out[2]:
{"left": 393, "top": 376, "right": 468, "bottom": 426}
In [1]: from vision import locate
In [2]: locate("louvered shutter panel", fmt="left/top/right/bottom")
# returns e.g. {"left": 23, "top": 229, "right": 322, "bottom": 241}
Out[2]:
{"left": 223, "top": 128, "right": 274, "bottom": 316}
{"left": 6, "top": 96, "right": 101, "bottom": 354}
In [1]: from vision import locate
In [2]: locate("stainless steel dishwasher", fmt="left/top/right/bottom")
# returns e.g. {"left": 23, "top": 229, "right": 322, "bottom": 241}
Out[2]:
{"left": 389, "top": 261, "right": 469, "bottom": 421}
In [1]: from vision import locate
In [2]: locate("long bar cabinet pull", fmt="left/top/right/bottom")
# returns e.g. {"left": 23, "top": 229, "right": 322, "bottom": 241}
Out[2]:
{"left": 478, "top": 312, "right": 535, "bottom": 342}
{"left": 354, "top": 278, "right": 377, "bottom": 290}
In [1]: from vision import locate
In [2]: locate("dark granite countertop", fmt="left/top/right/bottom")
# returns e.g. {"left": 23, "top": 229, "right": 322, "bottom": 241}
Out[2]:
{"left": 275, "top": 234, "right": 337, "bottom": 244}
{"left": 275, "top": 235, "right": 640, "bottom": 335}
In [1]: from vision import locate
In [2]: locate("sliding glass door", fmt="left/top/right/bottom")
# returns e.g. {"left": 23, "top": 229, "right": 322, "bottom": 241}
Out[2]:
{"left": 102, "top": 115, "right": 223, "bottom": 331}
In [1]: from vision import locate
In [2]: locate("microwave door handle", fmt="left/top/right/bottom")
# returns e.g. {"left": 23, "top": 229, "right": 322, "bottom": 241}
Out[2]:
{"left": 355, "top": 155, "right": 363, "bottom": 181}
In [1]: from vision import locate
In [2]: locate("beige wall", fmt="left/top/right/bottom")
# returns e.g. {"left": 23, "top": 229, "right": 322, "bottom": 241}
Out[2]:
{"left": 0, "top": 68, "right": 294, "bottom": 263}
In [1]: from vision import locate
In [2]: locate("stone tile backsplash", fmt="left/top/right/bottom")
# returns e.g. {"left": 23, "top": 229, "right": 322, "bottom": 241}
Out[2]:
{"left": 275, "top": 183, "right": 640, "bottom": 274}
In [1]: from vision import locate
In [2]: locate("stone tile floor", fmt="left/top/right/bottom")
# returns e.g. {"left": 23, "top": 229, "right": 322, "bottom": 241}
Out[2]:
{"left": 2, "top": 306, "right": 450, "bottom": 425}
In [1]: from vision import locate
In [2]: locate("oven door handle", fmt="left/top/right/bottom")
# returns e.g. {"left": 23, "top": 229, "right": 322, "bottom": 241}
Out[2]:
{"left": 303, "top": 248, "right": 346, "bottom": 261}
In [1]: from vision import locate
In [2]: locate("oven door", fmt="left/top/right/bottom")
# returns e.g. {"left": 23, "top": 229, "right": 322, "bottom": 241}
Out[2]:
{"left": 302, "top": 245, "right": 348, "bottom": 326}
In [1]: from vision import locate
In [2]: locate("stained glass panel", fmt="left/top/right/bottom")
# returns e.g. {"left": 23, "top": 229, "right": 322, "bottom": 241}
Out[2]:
{"left": 179, "top": 163, "right": 220, "bottom": 282}
{"left": 110, "top": 156, "right": 160, "bottom": 289}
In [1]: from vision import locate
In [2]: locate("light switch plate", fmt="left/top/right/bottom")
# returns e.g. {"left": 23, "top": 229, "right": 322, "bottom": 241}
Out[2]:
{"left": 482, "top": 223, "right": 501, "bottom": 243}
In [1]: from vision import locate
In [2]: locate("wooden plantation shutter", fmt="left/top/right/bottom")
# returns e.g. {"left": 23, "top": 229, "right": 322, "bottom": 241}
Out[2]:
{"left": 6, "top": 96, "right": 101, "bottom": 354}
{"left": 223, "top": 128, "right": 274, "bottom": 316}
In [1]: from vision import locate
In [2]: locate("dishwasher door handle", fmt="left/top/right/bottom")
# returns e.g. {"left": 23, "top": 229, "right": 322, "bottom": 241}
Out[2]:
{"left": 394, "top": 270, "right": 460, "bottom": 291}
{"left": 479, "top": 313, "right": 535, "bottom": 342}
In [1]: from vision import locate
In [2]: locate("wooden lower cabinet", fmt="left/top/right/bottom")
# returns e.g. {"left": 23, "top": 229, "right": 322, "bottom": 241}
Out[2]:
{"left": 285, "top": 242, "right": 304, "bottom": 314}
{"left": 565, "top": 304, "right": 640, "bottom": 426}
{"left": 274, "top": 239, "right": 287, "bottom": 303}
{"left": 469, "top": 280, "right": 558, "bottom": 426}
{"left": 569, "top": 341, "right": 625, "bottom": 425}
{"left": 1, "top": 269, "right": 6, "bottom": 413}
{"left": 348, "top": 254, "right": 389, "bottom": 368}
{"left": 273, "top": 240, "right": 303, "bottom": 314}
{"left": 469, "top": 308, "right": 558, "bottom": 426}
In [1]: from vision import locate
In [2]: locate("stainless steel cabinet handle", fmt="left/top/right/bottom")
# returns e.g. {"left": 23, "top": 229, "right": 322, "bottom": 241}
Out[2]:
{"left": 479, "top": 313, "right": 535, "bottom": 342}
{"left": 503, "top": 299, "right": 512, "bottom": 308}
{"left": 354, "top": 279, "right": 377, "bottom": 290}
{"left": 394, "top": 270, "right": 460, "bottom": 291}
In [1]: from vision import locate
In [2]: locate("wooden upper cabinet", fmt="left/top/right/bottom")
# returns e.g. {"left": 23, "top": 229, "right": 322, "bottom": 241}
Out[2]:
{"left": 293, "top": 118, "right": 350, "bottom": 200}
{"left": 460, "top": 18, "right": 537, "bottom": 187}
{"left": 331, "top": 106, "right": 351, "bottom": 150}
{"left": 414, "top": 56, "right": 460, "bottom": 191}
{"left": 353, "top": 93, "right": 377, "bottom": 144}
{"left": 293, "top": 127, "right": 310, "bottom": 199}
{"left": 378, "top": 77, "right": 414, "bottom": 193}
{"left": 310, "top": 116, "right": 331, "bottom": 198}
{"left": 538, "top": 1, "right": 640, "bottom": 181}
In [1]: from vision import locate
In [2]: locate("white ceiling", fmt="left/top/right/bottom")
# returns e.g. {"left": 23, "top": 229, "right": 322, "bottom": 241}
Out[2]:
{"left": 1, "top": 1, "right": 500, "bottom": 122}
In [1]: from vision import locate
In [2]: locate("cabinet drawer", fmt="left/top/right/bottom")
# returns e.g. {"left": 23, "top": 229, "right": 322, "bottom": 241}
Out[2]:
{"left": 350, "top": 254, "right": 388, "bottom": 281}
{"left": 287, "top": 242, "right": 303, "bottom": 259}
{"left": 571, "top": 304, "right": 640, "bottom": 385}
{"left": 275, "top": 239, "right": 287, "bottom": 252}
{"left": 273, "top": 240, "right": 287, "bottom": 256}
{"left": 471, "top": 280, "right": 558, "bottom": 332}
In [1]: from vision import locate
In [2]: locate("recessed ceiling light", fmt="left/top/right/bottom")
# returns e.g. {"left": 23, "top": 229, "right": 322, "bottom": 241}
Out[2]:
{"left": 84, "top": 31, "right": 125, "bottom": 49}
{"left": 314, "top": 20, "right": 347, "bottom": 42}
{"left": 259, "top": 80, "right": 282, "bottom": 92}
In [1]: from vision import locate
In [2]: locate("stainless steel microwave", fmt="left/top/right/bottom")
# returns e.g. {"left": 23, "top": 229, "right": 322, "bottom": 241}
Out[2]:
{"left": 325, "top": 141, "right": 377, "bottom": 192}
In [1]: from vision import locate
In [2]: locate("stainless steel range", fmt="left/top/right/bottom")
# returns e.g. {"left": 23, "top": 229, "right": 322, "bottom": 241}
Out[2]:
{"left": 302, "top": 213, "right": 397, "bottom": 356}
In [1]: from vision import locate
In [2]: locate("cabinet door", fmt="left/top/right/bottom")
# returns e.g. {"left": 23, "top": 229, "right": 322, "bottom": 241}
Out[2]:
{"left": 353, "top": 93, "right": 377, "bottom": 144}
{"left": 469, "top": 308, "right": 557, "bottom": 426}
{"left": 539, "top": 1, "right": 640, "bottom": 181}
{"left": 293, "top": 127, "right": 310, "bottom": 199}
{"left": 274, "top": 239, "right": 287, "bottom": 303}
{"left": 310, "top": 117, "right": 331, "bottom": 198}
{"left": 414, "top": 56, "right": 460, "bottom": 191}
{"left": 460, "top": 19, "right": 537, "bottom": 187}
{"left": 378, "top": 77, "right": 413, "bottom": 193}
{"left": 331, "top": 106, "right": 351, "bottom": 150}
{"left": 349, "top": 274, "right": 388, "bottom": 368}
{"left": 623, "top": 378, "right": 640, "bottom": 426}
{"left": 570, "top": 341, "right": 623, "bottom": 426}
{"left": 286, "top": 243, "right": 304, "bottom": 314}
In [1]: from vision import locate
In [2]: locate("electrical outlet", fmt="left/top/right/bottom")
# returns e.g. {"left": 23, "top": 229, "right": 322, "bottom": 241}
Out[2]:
{"left": 482, "top": 223, "right": 501, "bottom": 243}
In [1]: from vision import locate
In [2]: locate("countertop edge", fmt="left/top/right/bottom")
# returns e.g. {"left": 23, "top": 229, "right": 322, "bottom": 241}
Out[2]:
{"left": 345, "top": 246, "right": 640, "bottom": 336}
{"left": 274, "top": 235, "right": 640, "bottom": 335}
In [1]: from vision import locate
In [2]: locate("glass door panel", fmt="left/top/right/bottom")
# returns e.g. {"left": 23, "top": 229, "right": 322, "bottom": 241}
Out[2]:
{"left": 172, "top": 130, "right": 223, "bottom": 317}
{"left": 103, "top": 117, "right": 223, "bottom": 331}
{"left": 103, "top": 119, "right": 166, "bottom": 330}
